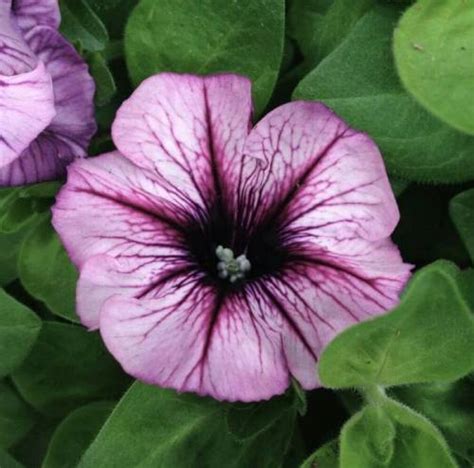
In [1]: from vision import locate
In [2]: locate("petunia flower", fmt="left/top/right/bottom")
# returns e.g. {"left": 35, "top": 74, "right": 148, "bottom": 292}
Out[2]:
{"left": 53, "top": 73, "right": 411, "bottom": 401}
{"left": 0, "top": 0, "right": 96, "bottom": 186}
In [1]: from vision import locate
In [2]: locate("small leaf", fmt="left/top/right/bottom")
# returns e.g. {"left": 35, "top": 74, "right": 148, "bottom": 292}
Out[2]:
{"left": 87, "top": 52, "right": 117, "bottom": 106}
{"left": 319, "top": 261, "right": 474, "bottom": 388}
{"left": 43, "top": 401, "right": 115, "bottom": 468}
{"left": 125, "top": 0, "right": 285, "bottom": 115}
{"left": 0, "top": 449, "right": 24, "bottom": 468}
{"left": 301, "top": 438, "right": 339, "bottom": 468}
{"left": 0, "top": 381, "right": 35, "bottom": 449}
{"left": 0, "top": 289, "right": 41, "bottom": 378}
{"left": 394, "top": 0, "right": 474, "bottom": 135}
{"left": 59, "top": 0, "right": 109, "bottom": 52}
{"left": 12, "top": 322, "right": 130, "bottom": 418}
{"left": 79, "top": 382, "right": 296, "bottom": 467}
{"left": 340, "top": 398, "right": 457, "bottom": 468}
{"left": 87, "top": 0, "right": 139, "bottom": 39}
{"left": 450, "top": 188, "right": 474, "bottom": 263}
{"left": 394, "top": 377, "right": 474, "bottom": 465}
{"left": 19, "top": 215, "right": 79, "bottom": 323}
{"left": 226, "top": 392, "right": 295, "bottom": 441}
{"left": 288, "top": 0, "right": 375, "bottom": 65}
{"left": 293, "top": 5, "right": 474, "bottom": 183}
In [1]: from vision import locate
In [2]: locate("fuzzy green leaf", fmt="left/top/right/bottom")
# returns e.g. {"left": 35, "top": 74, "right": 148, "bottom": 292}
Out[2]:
{"left": 340, "top": 397, "right": 457, "bottom": 468}
{"left": 0, "top": 289, "right": 41, "bottom": 378}
{"left": 394, "top": 0, "right": 474, "bottom": 135}
{"left": 19, "top": 215, "right": 79, "bottom": 323}
{"left": 125, "top": 0, "right": 284, "bottom": 115}
{"left": 43, "top": 401, "right": 115, "bottom": 468}
{"left": 450, "top": 188, "right": 474, "bottom": 263}
{"left": 12, "top": 322, "right": 130, "bottom": 418}
{"left": 0, "top": 381, "right": 35, "bottom": 449}
{"left": 79, "top": 382, "right": 296, "bottom": 467}
{"left": 293, "top": 5, "right": 474, "bottom": 183}
{"left": 319, "top": 261, "right": 474, "bottom": 388}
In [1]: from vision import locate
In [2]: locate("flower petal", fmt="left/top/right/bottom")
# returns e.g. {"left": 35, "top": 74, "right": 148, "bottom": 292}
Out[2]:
{"left": 112, "top": 73, "right": 252, "bottom": 220}
{"left": 98, "top": 236, "right": 410, "bottom": 401}
{"left": 13, "top": 0, "right": 60, "bottom": 32}
{"left": 0, "top": 1, "right": 37, "bottom": 75}
{"left": 0, "top": 61, "right": 54, "bottom": 168}
{"left": 236, "top": 102, "right": 399, "bottom": 243}
{"left": 0, "top": 26, "right": 96, "bottom": 186}
{"left": 53, "top": 152, "right": 194, "bottom": 327}
{"left": 100, "top": 278, "right": 290, "bottom": 402}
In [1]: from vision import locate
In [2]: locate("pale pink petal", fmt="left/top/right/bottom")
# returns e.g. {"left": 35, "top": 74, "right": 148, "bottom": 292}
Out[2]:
{"left": 100, "top": 278, "right": 290, "bottom": 402}
{"left": 0, "top": 1, "right": 36, "bottom": 75}
{"left": 235, "top": 102, "right": 399, "bottom": 244}
{"left": 13, "top": 0, "right": 60, "bottom": 32}
{"left": 52, "top": 152, "right": 193, "bottom": 328}
{"left": 98, "top": 239, "right": 410, "bottom": 401}
{"left": 0, "top": 61, "right": 54, "bottom": 168}
{"left": 112, "top": 73, "right": 252, "bottom": 218}
{"left": 0, "top": 26, "right": 96, "bottom": 185}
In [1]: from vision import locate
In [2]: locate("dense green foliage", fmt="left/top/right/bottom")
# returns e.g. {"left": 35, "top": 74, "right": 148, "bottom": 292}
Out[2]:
{"left": 1, "top": 0, "right": 473, "bottom": 467}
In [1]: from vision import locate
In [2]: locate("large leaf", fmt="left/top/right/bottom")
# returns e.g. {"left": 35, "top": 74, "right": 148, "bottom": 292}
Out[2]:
{"left": 394, "top": 378, "right": 474, "bottom": 465}
{"left": 394, "top": 0, "right": 474, "bottom": 135}
{"left": 293, "top": 5, "right": 474, "bottom": 183}
{"left": 0, "top": 289, "right": 41, "bottom": 378}
{"left": 125, "top": 0, "right": 285, "bottom": 114}
{"left": 319, "top": 261, "right": 474, "bottom": 388}
{"left": 79, "top": 382, "right": 296, "bottom": 467}
{"left": 450, "top": 188, "right": 474, "bottom": 263}
{"left": 12, "top": 322, "right": 130, "bottom": 418}
{"left": 0, "top": 381, "right": 35, "bottom": 449}
{"left": 43, "top": 401, "right": 115, "bottom": 468}
{"left": 340, "top": 397, "right": 457, "bottom": 468}
{"left": 18, "top": 215, "right": 79, "bottom": 323}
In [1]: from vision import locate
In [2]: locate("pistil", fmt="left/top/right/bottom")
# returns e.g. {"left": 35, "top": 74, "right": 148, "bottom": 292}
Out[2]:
{"left": 216, "top": 245, "right": 251, "bottom": 283}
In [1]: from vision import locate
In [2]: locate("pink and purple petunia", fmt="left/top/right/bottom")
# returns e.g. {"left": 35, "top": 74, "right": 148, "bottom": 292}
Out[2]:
{"left": 0, "top": 0, "right": 96, "bottom": 186}
{"left": 53, "top": 73, "right": 412, "bottom": 401}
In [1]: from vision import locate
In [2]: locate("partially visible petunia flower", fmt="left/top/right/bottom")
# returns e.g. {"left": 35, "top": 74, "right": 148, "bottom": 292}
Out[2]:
{"left": 0, "top": 0, "right": 96, "bottom": 186}
{"left": 53, "top": 73, "right": 412, "bottom": 401}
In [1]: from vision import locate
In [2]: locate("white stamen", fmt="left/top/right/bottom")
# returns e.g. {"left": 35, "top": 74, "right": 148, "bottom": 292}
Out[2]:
{"left": 216, "top": 245, "right": 251, "bottom": 282}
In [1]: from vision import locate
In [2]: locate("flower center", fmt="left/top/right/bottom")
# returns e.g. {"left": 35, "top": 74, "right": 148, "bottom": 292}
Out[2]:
{"left": 216, "top": 246, "right": 251, "bottom": 283}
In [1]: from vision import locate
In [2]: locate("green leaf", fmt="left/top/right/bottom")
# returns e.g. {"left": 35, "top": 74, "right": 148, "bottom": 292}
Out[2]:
{"left": 12, "top": 322, "right": 130, "bottom": 418}
{"left": 87, "top": 52, "right": 117, "bottom": 106}
{"left": 59, "top": 0, "right": 109, "bottom": 52}
{"left": 293, "top": 5, "right": 474, "bottom": 183}
{"left": 0, "top": 189, "right": 37, "bottom": 234}
{"left": 319, "top": 261, "right": 474, "bottom": 389}
{"left": 450, "top": 188, "right": 474, "bottom": 263}
{"left": 0, "top": 449, "right": 24, "bottom": 468}
{"left": 301, "top": 438, "right": 339, "bottom": 468}
{"left": 125, "top": 0, "right": 285, "bottom": 114}
{"left": 43, "top": 401, "right": 114, "bottom": 468}
{"left": 88, "top": 0, "right": 139, "bottom": 39}
{"left": 340, "top": 397, "right": 457, "bottom": 468}
{"left": 394, "top": 185, "right": 471, "bottom": 267}
{"left": 226, "top": 392, "right": 295, "bottom": 441}
{"left": 288, "top": 0, "right": 375, "bottom": 65}
{"left": 393, "top": 0, "right": 474, "bottom": 135}
{"left": 79, "top": 382, "right": 296, "bottom": 467}
{"left": 0, "top": 381, "right": 35, "bottom": 449}
{"left": 19, "top": 215, "right": 79, "bottom": 323}
{"left": 0, "top": 289, "right": 41, "bottom": 378}
{"left": 394, "top": 378, "right": 474, "bottom": 465}
{"left": 0, "top": 228, "right": 31, "bottom": 287}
